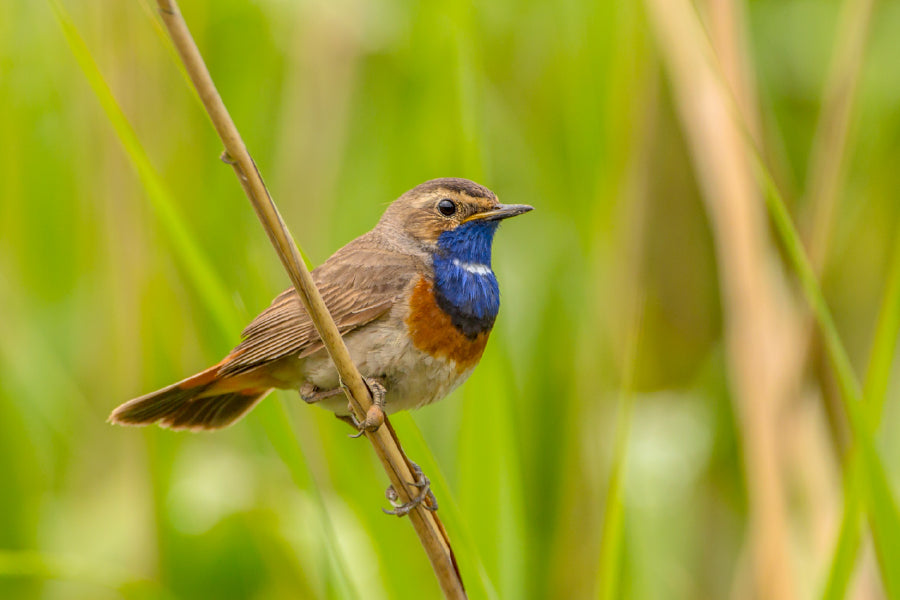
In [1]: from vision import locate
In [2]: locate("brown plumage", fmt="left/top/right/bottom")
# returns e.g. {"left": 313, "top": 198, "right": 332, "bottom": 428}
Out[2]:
{"left": 222, "top": 238, "right": 421, "bottom": 375}
{"left": 110, "top": 178, "right": 532, "bottom": 431}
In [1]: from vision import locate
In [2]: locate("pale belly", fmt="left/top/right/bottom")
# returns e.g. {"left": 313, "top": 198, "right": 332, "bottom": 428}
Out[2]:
{"left": 265, "top": 316, "right": 474, "bottom": 416}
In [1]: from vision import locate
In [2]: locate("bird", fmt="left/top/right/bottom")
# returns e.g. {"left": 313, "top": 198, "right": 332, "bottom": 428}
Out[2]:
{"left": 109, "top": 178, "right": 532, "bottom": 436}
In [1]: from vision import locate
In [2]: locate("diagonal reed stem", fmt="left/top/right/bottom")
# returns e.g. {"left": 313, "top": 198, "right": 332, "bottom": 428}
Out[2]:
{"left": 47, "top": 0, "right": 362, "bottom": 590}
{"left": 153, "top": 1, "right": 466, "bottom": 597}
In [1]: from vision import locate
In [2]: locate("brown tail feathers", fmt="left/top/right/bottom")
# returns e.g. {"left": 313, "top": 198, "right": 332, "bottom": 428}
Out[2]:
{"left": 109, "top": 363, "right": 272, "bottom": 431}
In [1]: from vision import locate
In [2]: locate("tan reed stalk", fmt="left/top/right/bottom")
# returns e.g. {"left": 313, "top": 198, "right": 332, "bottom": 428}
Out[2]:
{"left": 644, "top": 0, "right": 804, "bottom": 597}
{"left": 153, "top": 1, "right": 466, "bottom": 596}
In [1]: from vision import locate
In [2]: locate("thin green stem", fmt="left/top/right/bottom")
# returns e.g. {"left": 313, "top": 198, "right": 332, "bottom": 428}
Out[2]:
{"left": 755, "top": 66, "right": 900, "bottom": 600}
{"left": 821, "top": 468, "right": 863, "bottom": 600}
{"left": 823, "top": 211, "right": 900, "bottom": 600}
{"left": 596, "top": 295, "right": 643, "bottom": 600}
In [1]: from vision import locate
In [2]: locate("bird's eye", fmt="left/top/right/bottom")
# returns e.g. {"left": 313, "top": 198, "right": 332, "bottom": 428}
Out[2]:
{"left": 437, "top": 199, "right": 457, "bottom": 217}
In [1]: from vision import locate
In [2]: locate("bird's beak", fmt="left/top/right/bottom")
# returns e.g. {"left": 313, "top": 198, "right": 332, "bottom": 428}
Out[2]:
{"left": 464, "top": 203, "right": 534, "bottom": 223}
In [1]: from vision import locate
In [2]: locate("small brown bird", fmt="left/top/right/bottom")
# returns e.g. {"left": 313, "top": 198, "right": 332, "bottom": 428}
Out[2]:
{"left": 110, "top": 178, "right": 532, "bottom": 432}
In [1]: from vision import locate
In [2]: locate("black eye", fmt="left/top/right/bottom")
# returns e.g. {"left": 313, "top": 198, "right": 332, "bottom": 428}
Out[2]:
{"left": 437, "top": 199, "right": 457, "bottom": 217}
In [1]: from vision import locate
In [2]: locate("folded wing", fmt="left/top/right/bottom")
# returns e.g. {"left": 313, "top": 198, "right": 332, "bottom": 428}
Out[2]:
{"left": 219, "top": 234, "right": 420, "bottom": 376}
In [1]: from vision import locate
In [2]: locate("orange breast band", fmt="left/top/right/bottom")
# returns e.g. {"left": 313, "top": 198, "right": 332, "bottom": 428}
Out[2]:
{"left": 406, "top": 277, "right": 489, "bottom": 373}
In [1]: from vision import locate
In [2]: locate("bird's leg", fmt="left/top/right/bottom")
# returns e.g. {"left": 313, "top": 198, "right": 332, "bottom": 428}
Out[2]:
{"left": 384, "top": 460, "right": 438, "bottom": 517}
{"left": 299, "top": 382, "right": 344, "bottom": 404}
{"left": 338, "top": 377, "right": 386, "bottom": 438}
{"left": 331, "top": 381, "right": 436, "bottom": 516}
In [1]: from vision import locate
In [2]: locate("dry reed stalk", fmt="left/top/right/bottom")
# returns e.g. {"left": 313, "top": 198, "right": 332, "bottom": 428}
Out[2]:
{"left": 153, "top": 1, "right": 466, "bottom": 597}
{"left": 644, "top": 0, "right": 804, "bottom": 597}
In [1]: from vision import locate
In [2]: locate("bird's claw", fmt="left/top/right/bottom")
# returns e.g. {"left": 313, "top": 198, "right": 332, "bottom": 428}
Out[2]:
{"left": 383, "top": 461, "right": 438, "bottom": 517}
{"left": 331, "top": 379, "right": 436, "bottom": 516}
{"left": 347, "top": 377, "right": 386, "bottom": 438}
{"left": 348, "top": 404, "right": 385, "bottom": 438}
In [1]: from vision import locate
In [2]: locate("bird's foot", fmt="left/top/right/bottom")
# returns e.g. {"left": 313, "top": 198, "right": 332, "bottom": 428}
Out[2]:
{"left": 384, "top": 460, "right": 438, "bottom": 517}
{"left": 341, "top": 377, "right": 386, "bottom": 438}
{"left": 299, "top": 382, "right": 344, "bottom": 404}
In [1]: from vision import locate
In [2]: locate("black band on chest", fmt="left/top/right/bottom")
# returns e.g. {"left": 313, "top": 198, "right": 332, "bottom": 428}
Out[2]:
{"left": 434, "top": 287, "right": 496, "bottom": 339}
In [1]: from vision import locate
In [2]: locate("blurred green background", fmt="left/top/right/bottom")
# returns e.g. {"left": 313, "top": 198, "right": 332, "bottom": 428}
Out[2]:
{"left": 3, "top": 0, "right": 900, "bottom": 598}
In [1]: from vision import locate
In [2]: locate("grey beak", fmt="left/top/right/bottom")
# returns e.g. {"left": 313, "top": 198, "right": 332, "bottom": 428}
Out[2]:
{"left": 465, "top": 203, "right": 535, "bottom": 222}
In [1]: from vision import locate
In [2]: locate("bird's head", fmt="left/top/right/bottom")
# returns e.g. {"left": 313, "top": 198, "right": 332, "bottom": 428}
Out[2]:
{"left": 378, "top": 178, "right": 533, "bottom": 263}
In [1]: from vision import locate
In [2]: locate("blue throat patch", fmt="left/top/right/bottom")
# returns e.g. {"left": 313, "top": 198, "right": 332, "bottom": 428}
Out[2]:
{"left": 433, "top": 220, "right": 501, "bottom": 338}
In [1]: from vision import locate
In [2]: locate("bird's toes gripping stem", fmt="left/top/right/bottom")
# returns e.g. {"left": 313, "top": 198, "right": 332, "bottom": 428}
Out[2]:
{"left": 346, "top": 377, "right": 386, "bottom": 438}
{"left": 299, "top": 382, "right": 344, "bottom": 404}
{"left": 383, "top": 460, "right": 438, "bottom": 517}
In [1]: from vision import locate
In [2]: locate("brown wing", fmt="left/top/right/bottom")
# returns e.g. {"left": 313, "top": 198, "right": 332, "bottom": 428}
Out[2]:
{"left": 218, "top": 233, "right": 420, "bottom": 376}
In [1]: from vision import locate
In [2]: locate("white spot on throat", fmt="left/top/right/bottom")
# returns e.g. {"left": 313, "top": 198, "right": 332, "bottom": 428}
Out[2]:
{"left": 452, "top": 258, "right": 493, "bottom": 276}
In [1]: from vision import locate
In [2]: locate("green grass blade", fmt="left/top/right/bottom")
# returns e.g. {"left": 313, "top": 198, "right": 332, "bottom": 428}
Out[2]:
{"left": 49, "top": 0, "right": 239, "bottom": 342}
{"left": 822, "top": 216, "right": 900, "bottom": 599}
{"left": 596, "top": 297, "right": 643, "bottom": 600}
{"left": 683, "top": 0, "right": 864, "bottom": 405}
{"left": 758, "top": 161, "right": 900, "bottom": 600}
{"left": 256, "top": 400, "right": 359, "bottom": 599}
{"left": 50, "top": 2, "right": 360, "bottom": 593}
{"left": 863, "top": 224, "right": 900, "bottom": 423}
{"left": 756, "top": 168, "right": 860, "bottom": 403}
{"left": 860, "top": 441, "right": 900, "bottom": 598}
{"left": 53, "top": 2, "right": 483, "bottom": 596}
{"left": 821, "top": 468, "right": 863, "bottom": 600}
{"left": 453, "top": 347, "right": 528, "bottom": 598}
